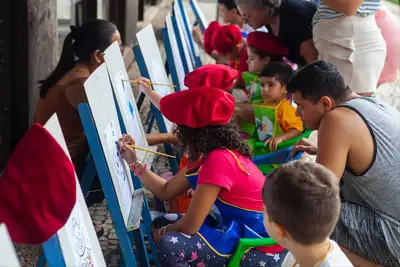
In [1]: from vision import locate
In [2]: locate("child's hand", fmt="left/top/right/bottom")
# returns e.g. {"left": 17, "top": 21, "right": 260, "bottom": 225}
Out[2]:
{"left": 118, "top": 134, "right": 138, "bottom": 165}
{"left": 292, "top": 138, "right": 318, "bottom": 157}
{"left": 264, "top": 136, "right": 283, "bottom": 152}
{"left": 186, "top": 189, "right": 195, "bottom": 197}
{"left": 136, "top": 77, "right": 152, "bottom": 95}
{"left": 192, "top": 26, "right": 202, "bottom": 44}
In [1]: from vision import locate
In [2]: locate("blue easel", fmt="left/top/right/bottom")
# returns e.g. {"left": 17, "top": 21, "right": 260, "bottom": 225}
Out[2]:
{"left": 189, "top": 0, "right": 209, "bottom": 32}
{"left": 78, "top": 103, "right": 140, "bottom": 267}
{"left": 171, "top": 8, "right": 193, "bottom": 75}
{"left": 175, "top": 0, "right": 202, "bottom": 68}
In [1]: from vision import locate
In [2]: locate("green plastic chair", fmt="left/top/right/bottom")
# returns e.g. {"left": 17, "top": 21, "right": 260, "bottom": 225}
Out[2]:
{"left": 227, "top": 238, "right": 278, "bottom": 267}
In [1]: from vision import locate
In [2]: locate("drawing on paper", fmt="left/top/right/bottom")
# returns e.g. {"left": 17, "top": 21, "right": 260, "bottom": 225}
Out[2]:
{"left": 65, "top": 204, "right": 95, "bottom": 267}
{"left": 104, "top": 120, "right": 133, "bottom": 216}
{"left": 72, "top": 218, "right": 94, "bottom": 267}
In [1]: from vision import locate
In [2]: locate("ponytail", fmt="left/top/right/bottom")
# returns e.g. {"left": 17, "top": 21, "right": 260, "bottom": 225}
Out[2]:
{"left": 38, "top": 31, "right": 76, "bottom": 98}
{"left": 38, "top": 20, "right": 117, "bottom": 98}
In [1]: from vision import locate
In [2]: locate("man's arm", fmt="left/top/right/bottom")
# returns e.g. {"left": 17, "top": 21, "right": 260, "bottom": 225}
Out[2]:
{"left": 316, "top": 110, "right": 352, "bottom": 178}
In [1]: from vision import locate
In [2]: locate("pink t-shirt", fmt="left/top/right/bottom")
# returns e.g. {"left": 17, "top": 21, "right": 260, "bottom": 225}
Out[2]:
{"left": 198, "top": 149, "right": 264, "bottom": 211}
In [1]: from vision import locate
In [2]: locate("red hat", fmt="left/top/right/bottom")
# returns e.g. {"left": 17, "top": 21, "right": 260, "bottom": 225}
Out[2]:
{"left": 0, "top": 123, "right": 76, "bottom": 244}
{"left": 247, "top": 31, "right": 289, "bottom": 55}
{"left": 213, "top": 24, "right": 243, "bottom": 55}
{"left": 184, "top": 64, "right": 239, "bottom": 91}
{"left": 160, "top": 87, "right": 235, "bottom": 128}
{"left": 204, "top": 21, "right": 222, "bottom": 54}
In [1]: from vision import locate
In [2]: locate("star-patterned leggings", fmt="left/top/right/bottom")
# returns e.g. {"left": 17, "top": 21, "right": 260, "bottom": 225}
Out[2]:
{"left": 152, "top": 214, "right": 287, "bottom": 267}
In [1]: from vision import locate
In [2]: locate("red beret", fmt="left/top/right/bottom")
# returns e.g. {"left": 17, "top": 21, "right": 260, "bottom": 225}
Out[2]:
{"left": 184, "top": 64, "right": 239, "bottom": 91}
{"left": 247, "top": 31, "right": 289, "bottom": 55}
{"left": 213, "top": 24, "right": 243, "bottom": 55}
{"left": 160, "top": 87, "right": 235, "bottom": 128}
{"left": 204, "top": 21, "right": 222, "bottom": 54}
{"left": 0, "top": 123, "right": 76, "bottom": 244}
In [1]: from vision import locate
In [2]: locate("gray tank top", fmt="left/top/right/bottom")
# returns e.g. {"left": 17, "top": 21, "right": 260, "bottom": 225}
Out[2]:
{"left": 339, "top": 97, "right": 400, "bottom": 222}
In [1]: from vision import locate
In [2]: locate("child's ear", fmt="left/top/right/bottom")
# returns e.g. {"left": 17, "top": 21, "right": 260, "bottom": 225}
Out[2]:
{"left": 272, "top": 221, "right": 288, "bottom": 240}
{"left": 263, "top": 56, "right": 271, "bottom": 65}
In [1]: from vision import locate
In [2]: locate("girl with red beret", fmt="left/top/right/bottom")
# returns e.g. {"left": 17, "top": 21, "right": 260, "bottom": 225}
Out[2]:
{"left": 204, "top": 21, "right": 249, "bottom": 88}
{"left": 118, "top": 85, "right": 287, "bottom": 266}
{"left": 139, "top": 65, "right": 240, "bottom": 214}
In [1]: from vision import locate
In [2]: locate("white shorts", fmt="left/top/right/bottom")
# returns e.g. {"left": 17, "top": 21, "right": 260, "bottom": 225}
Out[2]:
{"left": 313, "top": 15, "right": 387, "bottom": 94}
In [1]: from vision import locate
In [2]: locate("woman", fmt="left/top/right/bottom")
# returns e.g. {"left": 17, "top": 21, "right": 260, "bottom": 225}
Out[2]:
{"left": 235, "top": 0, "right": 318, "bottom": 66}
{"left": 34, "top": 20, "right": 122, "bottom": 234}
{"left": 118, "top": 88, "right": 286, "bottom": 266}
{"left": 312, "top": 0, "right": 386, "bottom": 95}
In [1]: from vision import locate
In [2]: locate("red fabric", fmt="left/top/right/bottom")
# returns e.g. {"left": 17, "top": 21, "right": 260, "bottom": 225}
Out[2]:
{"left": 204, "top": 21, "right": 222, "bottom": 54}
{"left": 247, "top": 31, "right": 289, "bottom": 55}
{"left": 0, "top": 123, "right": 76, "bottom": 244}
{"left": 184, "top": 64, "right": 239, "bottom": 91}
{"left": 213, "top": 24, "right": 243, "bottom": 55}
{"left": 160, "top": 87, "right": 235, "bottom": 128}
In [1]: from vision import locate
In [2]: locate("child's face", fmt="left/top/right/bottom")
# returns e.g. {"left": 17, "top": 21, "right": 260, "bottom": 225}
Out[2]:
{"left": 247, "top": 49, "right": 269, "bottom": 74}
{"left": 260, "top": 76, "right": 285, "bottom": 103}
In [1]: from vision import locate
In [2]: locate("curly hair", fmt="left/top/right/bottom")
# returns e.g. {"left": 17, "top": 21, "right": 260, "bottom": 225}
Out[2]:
{"left": 173, "top": 120, "right": 253, "bottom": 162}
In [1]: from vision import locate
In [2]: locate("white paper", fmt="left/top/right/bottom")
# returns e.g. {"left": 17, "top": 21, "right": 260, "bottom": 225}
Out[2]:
{"left": 148, "top": 59, "right": 174, "bottom": 130}
{"left": 127, "top": 188, "right": 145, "bottom": 231}
{"left": 114, "top": 71, "right": 145, "bottom": 143}
{"left": 104, "top": 120, "right": 133, "bottom": 215}
{"left": 65, "top": 204, "right": 96, "bottom": 267}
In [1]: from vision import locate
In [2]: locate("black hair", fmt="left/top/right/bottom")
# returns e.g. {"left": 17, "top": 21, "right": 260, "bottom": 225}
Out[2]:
{"left": 286, "top": 60, "right": 352, "bottom": 104}
{"left": 248, "top": 46, "right": 284, "bottom": 62}
{"left": 38, "top": 19, "right": 117, "bottom": 98}
{"left": 259, "top": 62, "right": 293, "bottom": 86}
{"left": 173, "top": 121, "right": 253, "bottom": 162}
{"left": 218, "top": 0, "right": 240, "bottom": 12}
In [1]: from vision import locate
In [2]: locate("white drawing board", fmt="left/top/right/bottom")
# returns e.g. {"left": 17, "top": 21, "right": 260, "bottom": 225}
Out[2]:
{"left": 0, "top": 224, "right": 21, "bottom": 267}
{"left": 84, "top": 64, "right": 135, "bottom": 225}
{"left": 104, "top": 41, "right": 149, "bottom": 160}
{"left": 174, "top": 2, "right": 198, "bottom": 68}
{"left": 181, "top": 0, "right": 201, "bottom": 58}
{"left": 136, "top": 24, "right": 174, "bottom": 131}
{"left": 173, "top": 3, "right": 194, "bottom": 73}
{"left": 190, "top": 0, "right": 209, "bottom": 30}
{"left": 166, "top": 13, "right": 187, "bottom": 91}
{"left": 44, "top": 115, "right": 106, "bottom": 267}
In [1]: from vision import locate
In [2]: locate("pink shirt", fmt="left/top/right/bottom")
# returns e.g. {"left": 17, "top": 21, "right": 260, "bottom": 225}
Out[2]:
{"left": 198, "top": 149, "right": 264, "bottom": 211}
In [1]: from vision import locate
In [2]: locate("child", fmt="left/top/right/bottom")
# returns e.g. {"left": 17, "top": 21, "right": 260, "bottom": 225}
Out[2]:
{"left": 262, "top": 161, "right": 353, "bottom": 266}
{"left": 236, "top": 62, "right": 303, "bottom": 155}
{"left": 204, "top": 21, "right": 248, "bottom": 87}
{"left": 244, "top": 31, "right": 289, "bottom": 104}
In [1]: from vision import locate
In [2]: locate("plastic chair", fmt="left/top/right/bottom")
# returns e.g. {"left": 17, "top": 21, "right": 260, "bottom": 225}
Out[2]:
{"left": 228, "top": 238, "right": 277, "bottom": 267}
{"left": 227, "top": 147, "right": 303, "bottom": 267}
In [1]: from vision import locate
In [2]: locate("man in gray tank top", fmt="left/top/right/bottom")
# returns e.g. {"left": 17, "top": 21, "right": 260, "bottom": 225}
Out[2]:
{"left": 288, "top": 61, "right": 400, "bottom": 267}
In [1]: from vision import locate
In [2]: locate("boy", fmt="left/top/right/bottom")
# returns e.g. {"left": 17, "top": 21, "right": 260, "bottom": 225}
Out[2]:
{"left": 262, "top": 161, "right": 353, "bottom": 266}
{"left": 235, "top": 63, "right": 304, "bottom": 159}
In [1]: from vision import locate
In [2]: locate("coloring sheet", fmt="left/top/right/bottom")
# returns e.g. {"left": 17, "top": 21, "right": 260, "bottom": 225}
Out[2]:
{"left": 166, "top": 13, "right": 187, "bottom": 91}
{"left": 65, "top": 204, "right": 96, "bottom": 267}
{"left": 103, "top": 41, "right": 148, "bottom": 161}
{"left": 104, "top": 120, "right": 133, "bottom": 216}
{"left": 0, "top": 224, "right": 21, "bottom": 267}
{"left": 44, "top": 115, "right": 106, "bottom": 266}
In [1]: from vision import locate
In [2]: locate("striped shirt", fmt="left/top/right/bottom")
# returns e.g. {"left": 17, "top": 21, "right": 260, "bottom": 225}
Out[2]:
{"left": 313, "top": 0, "right": 381, "bottom": 24}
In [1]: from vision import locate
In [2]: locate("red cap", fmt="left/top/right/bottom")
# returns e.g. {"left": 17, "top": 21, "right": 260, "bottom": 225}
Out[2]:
{"left": 204, "top": 21, "right": 222, "bottom": 54}
{"left": 247, "top": 31, "right": 289, "bottom": 55}
{"left": 184, "top": 64, "right": 239, "bottom": 91}
{"left": 0, "top": 123, "right": 76, "bottom": 244}
{"left": 213, "top": 24, "right": 243, "bottom": 55}
{"left": 160, "top": 87, "right": 235, "bottom": 128}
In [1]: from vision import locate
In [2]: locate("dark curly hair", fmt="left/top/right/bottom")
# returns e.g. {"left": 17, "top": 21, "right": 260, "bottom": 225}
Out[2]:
{"left": 173, "top": 120, "right": 253, "bottom": 162}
